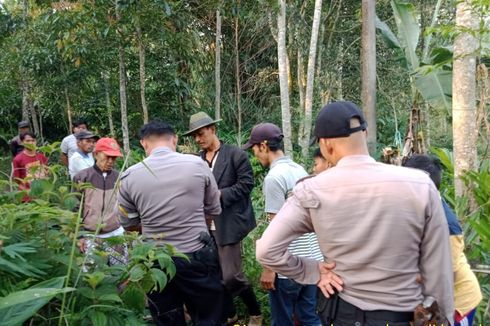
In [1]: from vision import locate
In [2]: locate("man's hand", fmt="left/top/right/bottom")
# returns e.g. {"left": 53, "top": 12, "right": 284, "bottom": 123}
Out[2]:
{"left": 260, "top": 268, "right": 276, "bottom": 290}
{"left": 317, "top": 261, "right": 344, "bottom": 298}
{"left": 77, "top": 238, "right": 88, "bottom": 253}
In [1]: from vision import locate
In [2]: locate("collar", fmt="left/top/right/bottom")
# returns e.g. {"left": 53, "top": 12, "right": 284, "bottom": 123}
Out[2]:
{"left": 150, "top": 146, "right": 172, "bottom": 155}
{"left": 77, "top": 149, "right": 91, "bottom": 158}
{"left": 270, "top": 155, "right": 291, "bottom": 169}
{"left": 93, "top": 164, "right": 113, "bottom": 176}
{"left": 336, "top": 155, "right": 375, "bottom": 167}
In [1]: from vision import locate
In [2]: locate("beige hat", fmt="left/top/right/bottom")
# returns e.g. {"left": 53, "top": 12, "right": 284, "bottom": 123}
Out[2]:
{"left": 182, "top": 111, "right": 222, "bottom": 136}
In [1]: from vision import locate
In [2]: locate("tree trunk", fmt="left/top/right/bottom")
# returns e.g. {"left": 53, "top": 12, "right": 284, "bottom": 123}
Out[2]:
{"left": 452, "top": 0, "right": 478, "bottom": 198}
{"left": 300, "top": 0, "right": 322, "bottom": 158}
{"left": 103, "top": 72, "right": 115, "bottom": 136}
{"left": 136, "top": 18, "right": 148, "bottom": 124}
{"left": 64, "top": 87, "right": 73, "bottom": 133}
{"left": 21, "top": 79, "right": 30, "bottom": 122}
{"left": 215, "top": 9, "right": 221, "bottom": 120}
{"left": 277, "top": 0, "right": 292, "bottom": 155}
{"left": 118, "top": 45, "right": 130, "bottom": 154}
{"left": 361, "top": 0, "right": 377, "bottom": 155}
{"left": 30, "top": 102, "right": 40, "bottom": 136}
{"left": 297, "top": 49, "right": 305, "bottom": 146}
{"left": 235, "top": 15, "right": 242, "bottom": 145}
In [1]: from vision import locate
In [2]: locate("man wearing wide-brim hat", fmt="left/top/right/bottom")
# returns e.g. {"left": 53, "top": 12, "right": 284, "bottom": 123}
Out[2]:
{"left": 183, "top": 112, "right": 263, "bottom": 326}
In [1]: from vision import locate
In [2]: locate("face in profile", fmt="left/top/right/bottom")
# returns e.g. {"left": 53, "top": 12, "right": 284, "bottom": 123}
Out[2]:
{"left": 313, "top": 156, "right": 330, "bottom": 174}
{"left": 252, "top": 143, "right": 269, "bottom": 168}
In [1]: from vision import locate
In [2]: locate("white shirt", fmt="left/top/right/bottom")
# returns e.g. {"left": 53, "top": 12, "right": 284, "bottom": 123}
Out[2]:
{"left": 60, "top": 134, "right": 79, "bottom": 160}
{"left": 69, "top": 151, "right": 94, "bottom": 179}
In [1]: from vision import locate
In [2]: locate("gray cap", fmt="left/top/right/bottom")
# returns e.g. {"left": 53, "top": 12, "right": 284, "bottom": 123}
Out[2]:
{"left": 18, "top": 121, "right": 29, "bottom": 128}
{"left": 75, "top": 130, "right": 99, "bottom": 140}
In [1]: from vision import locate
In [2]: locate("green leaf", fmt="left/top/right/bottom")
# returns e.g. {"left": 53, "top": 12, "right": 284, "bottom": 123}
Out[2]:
{"left": 150, "top": 268, "right": 168, "bottom": 291}
{"left": 0, "top": 277, "right": 73, "bottom": 326}
{"left": 98, "top": 294, "right": 122, "bottom": 303}
{"left": 121, "top": 284, "right": 145, "bottom": 313}
{"left": 375, "top": 16, "right": 401, "bottom": 49}
{"left": 84, "top": 271, "right": 106, "bottom": 289}
{"left": 391, "top": 0, "right": 420, "bottom": 70}
{"left": 89, "top": 310, "right": 108, "bottom": 326}
{"left": 129, "top": 265, "right": 145, "bottom": 282}
{"left": 414, "top": 69, "right": 452, "bottom": 112}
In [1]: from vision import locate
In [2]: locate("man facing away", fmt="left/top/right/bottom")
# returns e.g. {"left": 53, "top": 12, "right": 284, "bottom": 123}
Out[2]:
{"left": 60, "top": 119, "right": 88, "bottom": 166}
{"left": 68, "top": 130, "right": 98, "bottom": 179}
{"left": 116, "top": 120, "right": 224, "bottom": 325}
{"left": 404, "top": 154, "right": 482, "bottom": 326}
{"left": 256, "top": 101, "right": 454, "bottom": 326}
{"left": 243, "top": 123, "right": 323, "bottom": 326}
{"left": 73, "top": 137, "right": 127, "bottom": 267}
{"left": 183, "top": 112, "right": 262, "bottom": 325}
{"left": 10, "top": 120, "right": 30, "bottom": 157}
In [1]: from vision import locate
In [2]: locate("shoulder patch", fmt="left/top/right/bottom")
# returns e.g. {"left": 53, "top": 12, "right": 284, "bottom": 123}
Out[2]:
{"left": 293, "top": 182, "right": 320, "bottom": 209}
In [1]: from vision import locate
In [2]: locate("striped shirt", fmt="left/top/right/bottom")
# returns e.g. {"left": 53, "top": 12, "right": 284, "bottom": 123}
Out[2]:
{"left": 263, "top": 156, "right": 323, "bottom": 279}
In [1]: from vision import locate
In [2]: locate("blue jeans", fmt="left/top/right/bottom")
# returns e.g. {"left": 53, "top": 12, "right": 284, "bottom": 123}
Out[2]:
{"left": 269, "top": 278, "right": 321, "bottom": 326}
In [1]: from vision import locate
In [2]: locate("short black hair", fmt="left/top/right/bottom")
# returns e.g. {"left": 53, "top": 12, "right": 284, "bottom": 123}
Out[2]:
{"left": 139, "top": 120, "right": 175, "bottom": 140}
{"left": 403, "top": 154, "right": 442, "bottom": 189}
{"left": 73, "top": 119, "right": 88, "bottom": 128}
{"left": 20, "top": 132, "right": 36, "bottom": 141}
{"left": 313, "top": 148, "right": 325, "bottom": 159}
{"left": 266, "top": 138, "right": 284, "bottom": 152}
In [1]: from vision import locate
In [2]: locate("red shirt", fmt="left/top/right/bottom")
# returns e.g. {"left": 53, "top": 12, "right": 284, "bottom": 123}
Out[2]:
{"left": 12, "top": 151, "right": 48, "bottom": 191}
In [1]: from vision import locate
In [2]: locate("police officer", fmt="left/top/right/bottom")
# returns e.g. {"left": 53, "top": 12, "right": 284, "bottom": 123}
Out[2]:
{"left": 117, "top": 120, "right": 224, "bottom": 325}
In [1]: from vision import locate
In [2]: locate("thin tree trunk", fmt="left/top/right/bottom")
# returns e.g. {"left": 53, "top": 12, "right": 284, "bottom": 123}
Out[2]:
{"left": 30, "top": 102, "right": 40, "bottom": 136}
{"left": 215, "top": 9, "right": 221, "bottom": 121}
{"left": 118, "top": 45, "right": 130, "bottom": 154}
{"left": 297, "top": 49, "right": 305, "bottom": 146}
{"left": 300, "top": 0, "right": 323, "bottom": 157}
{"left": 103, "top": 72, "right": 115, "bottom": 136}
{"left": 361, "top": 0, "right": 377, "bottom": 155}
{"left": 136, "top": 17, "right": 148, "bottom": 124}
{"left": 21, "top": 79, "right": 30, "bottom": 122}
{"left": 64, "top": 87, "right": 73, "bottom": 133}
{"left": 452, "top": 0, "right": 478, "bottom": 199}
{"left": 277, "top": 0, "right": 292, "bottom": 155}
{"left": 235, "top": 15, "right": 242, "bottom": 145}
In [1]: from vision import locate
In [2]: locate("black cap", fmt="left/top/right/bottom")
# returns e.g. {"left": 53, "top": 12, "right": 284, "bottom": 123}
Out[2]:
{"left": 75, "top": 130, "right": 99, "bottom": 140}
{"left": 311, "top": 101, "right": 367, "bottom": 144}
{"left": 18, "top": 121, "right": 29, "bottom": 128}
{"left": 242, "top": 123, "right": 284, "bottom": 150}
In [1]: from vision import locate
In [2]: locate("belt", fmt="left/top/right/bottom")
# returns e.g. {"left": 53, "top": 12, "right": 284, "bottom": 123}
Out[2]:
{"left": 338, "top": 297, "right": 413, "bottom": 323}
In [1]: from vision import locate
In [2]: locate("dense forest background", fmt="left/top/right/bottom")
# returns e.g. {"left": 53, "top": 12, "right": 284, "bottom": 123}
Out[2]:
{"left": 0, "top": 0, "right": 489, "bottom": 324}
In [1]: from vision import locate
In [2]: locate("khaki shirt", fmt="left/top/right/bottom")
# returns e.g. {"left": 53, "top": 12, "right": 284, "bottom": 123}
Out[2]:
{"left": 117, "top": 147, "right": 221, "bottom": 253}
{"left": 256, "top": 155, "right": 454, "bottom": 323}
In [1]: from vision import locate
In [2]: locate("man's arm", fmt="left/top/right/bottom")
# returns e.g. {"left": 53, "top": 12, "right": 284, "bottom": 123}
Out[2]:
{"left": 220, "top": 148, "right": 254, "bottom": 207}
{"left": 60, "top": 138, "right": 69, "bottom": 166}
{"left": 116, "top": 174, "right": 142, "bottom": 233}
{"left": 60, "top": 153, "right": 68, "bottom": 166}
{"left": 419, "top": 186, "right": 454, "bottom": 324}
{"left": 256, "top": 184, "right": 320, "bottom": 284}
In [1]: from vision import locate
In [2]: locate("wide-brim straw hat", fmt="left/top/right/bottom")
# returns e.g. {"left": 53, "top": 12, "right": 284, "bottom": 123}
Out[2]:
{"left": 182, "top": 111, "right": 222, "bottom": 136}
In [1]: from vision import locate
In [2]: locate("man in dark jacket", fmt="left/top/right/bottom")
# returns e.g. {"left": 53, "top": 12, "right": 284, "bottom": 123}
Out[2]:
{"left": 73, "top": 137, "right": 126, "bottom": 267}
{"left": 184, "top": 112, "right": 262, "bottom": 326}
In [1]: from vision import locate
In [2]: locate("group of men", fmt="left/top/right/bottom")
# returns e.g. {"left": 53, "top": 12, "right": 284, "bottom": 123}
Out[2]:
{"left": 9, "top": 100, "right": 482, "bottom": 326}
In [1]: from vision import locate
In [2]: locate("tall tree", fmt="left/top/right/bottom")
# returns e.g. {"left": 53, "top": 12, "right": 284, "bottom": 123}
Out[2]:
{"left": 361, "top": 0, "right": 376, "bottom": 155}
{"left": 136, "top": 14, "right": 148, "bottom": 124}
{"left": 234, "top": 8, "right": 242, "bottom": 145}
{"left": 299, "top": 0, "right": 322, "bottom": 157}
{"left": 215, "top": 9, "right": 221, "bottom": 121}
{"left": 116, "top": 4, "right": 129, "bottom": 153}
{"left": 277, "top": 0, "right": 292, "bottom": 154}
{"left": 452, "top": 0, "right": 478, "bottom": 197}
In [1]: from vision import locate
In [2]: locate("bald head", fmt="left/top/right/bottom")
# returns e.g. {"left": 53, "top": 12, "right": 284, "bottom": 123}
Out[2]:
{"left": 319, "top": 118, "right": 369, "bottom": 166}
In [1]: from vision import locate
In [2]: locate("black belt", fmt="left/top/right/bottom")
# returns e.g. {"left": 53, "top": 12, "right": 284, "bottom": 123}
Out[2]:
{"left": 338, "top": 297, "right": 413, "bottom": 323}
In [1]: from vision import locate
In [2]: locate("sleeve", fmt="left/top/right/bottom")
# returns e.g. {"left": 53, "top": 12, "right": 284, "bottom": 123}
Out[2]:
{"left": 220, "top": 148, "right": 254, "bottom": 207}
{"left": 60, "top": 137, "right": 69, "bottom": 155}
{"left": 256, "top": 183, "right": 320, "bottom": 284}
{"left": 202, "top": 163, "right": 222, "bottom": 217}
{"left": 116, "top": 173, "right": 141, "bottom": 228}
{"left": 69, "top": 156, "right": 84, "bottom": 179}
{"left": 12, "top": 156, "right": 22, "bottom": 180}
{"left": 264, "top": 175, "right": 286, "bottom": 214}
{"left": 419, "top": 186, "right": 455, "bottom": 324}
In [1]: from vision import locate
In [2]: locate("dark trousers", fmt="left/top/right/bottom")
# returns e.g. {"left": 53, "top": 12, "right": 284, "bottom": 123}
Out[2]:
{"left": 147, "top": 247, "right": 224, "bottom": 326}
{"left": 317, "top": 294, "right": 412, "bottom": 326}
